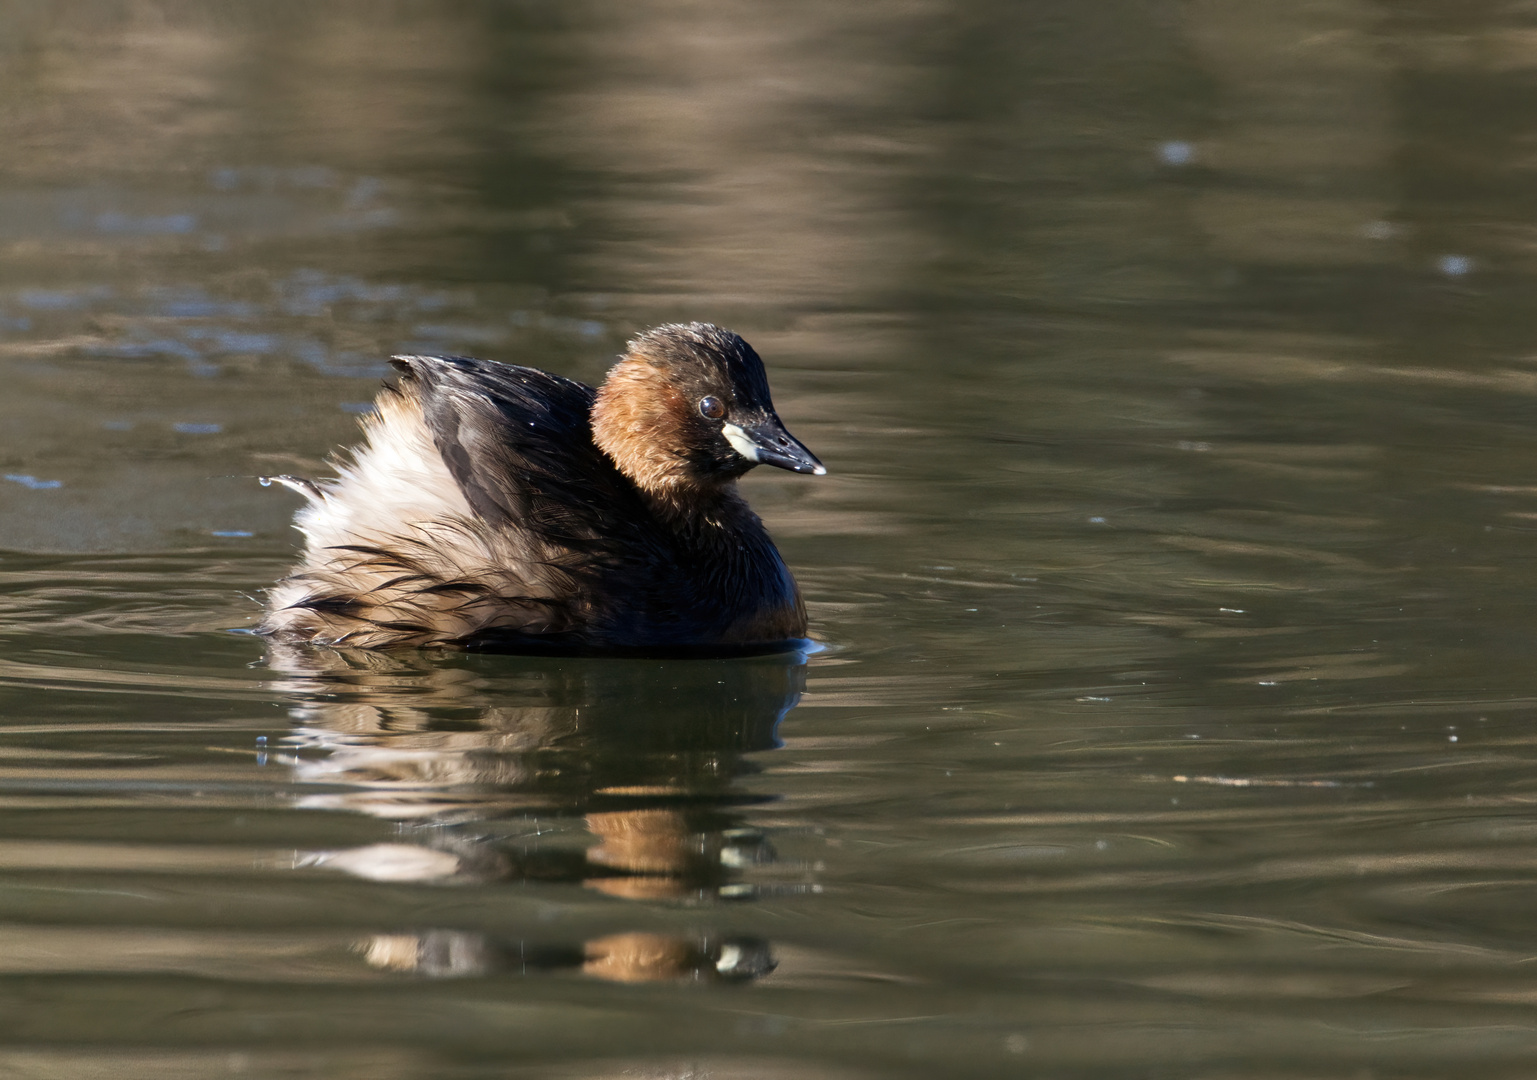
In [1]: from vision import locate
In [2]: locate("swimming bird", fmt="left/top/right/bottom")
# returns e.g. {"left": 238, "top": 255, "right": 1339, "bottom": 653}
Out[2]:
{"left": 260, "top": 323, "right": 824, "bottom": 654}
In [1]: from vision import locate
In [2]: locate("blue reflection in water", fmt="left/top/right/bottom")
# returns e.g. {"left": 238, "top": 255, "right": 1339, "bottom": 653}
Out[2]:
{"left": 95, "top": 211, "right": 196, "bottom": 234}
{"left": 4, "top": 474, "right": 62, "bottom": 490}
{"left": 1158, "top": 139, "right": 1194, "bottom": 165}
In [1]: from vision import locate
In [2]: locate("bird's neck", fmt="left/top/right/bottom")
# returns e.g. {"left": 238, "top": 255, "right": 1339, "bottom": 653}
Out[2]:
{"left": 644, "top": 479, "right": 756, "bottom": 538}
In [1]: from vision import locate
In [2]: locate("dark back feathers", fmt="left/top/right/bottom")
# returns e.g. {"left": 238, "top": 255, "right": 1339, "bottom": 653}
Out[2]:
{"left": 391, "top": 353, "right": 667, "bottom": 577}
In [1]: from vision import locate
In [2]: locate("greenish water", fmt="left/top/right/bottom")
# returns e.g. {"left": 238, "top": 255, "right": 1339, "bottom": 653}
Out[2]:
{"left": 6, "top": 2, "right": 1537, "bottom": 1076}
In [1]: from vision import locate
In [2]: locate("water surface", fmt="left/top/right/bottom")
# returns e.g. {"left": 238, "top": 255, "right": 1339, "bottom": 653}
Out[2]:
{"left": 5, "top": 2, "right": 1537, "bottom": 1076}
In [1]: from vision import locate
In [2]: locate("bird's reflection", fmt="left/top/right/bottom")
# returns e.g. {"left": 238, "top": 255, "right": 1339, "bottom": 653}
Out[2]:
{"left": 266, "top": 642, "right": 805, "bottom": 983}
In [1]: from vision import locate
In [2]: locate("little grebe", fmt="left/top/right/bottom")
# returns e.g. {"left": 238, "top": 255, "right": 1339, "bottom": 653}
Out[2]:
{"left": 260, "top": 323, "right": 824, "bottom": 654}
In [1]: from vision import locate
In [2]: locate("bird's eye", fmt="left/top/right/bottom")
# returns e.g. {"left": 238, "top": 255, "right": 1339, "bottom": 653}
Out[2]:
{"left": 698, "top": 395, "right": 726, "bottom": 419}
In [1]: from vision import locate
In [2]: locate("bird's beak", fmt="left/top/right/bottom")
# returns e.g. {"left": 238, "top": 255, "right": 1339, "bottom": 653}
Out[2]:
{"left": 722, "top": 415, "right": 826, "bottom": 475}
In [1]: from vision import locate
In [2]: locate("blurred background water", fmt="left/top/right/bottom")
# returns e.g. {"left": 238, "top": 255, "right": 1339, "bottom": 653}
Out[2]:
{"left": 6, "top": 1, "right": 1537, "bottom": 1076}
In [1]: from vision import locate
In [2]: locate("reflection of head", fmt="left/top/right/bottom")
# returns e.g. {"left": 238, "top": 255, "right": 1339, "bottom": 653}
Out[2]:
{"left": 359, "top": 928, "right": 776, "bottom": 984}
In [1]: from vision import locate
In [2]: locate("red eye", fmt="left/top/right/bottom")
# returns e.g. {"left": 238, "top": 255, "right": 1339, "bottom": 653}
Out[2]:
{"left": 698, "top": 396, "right": 726, "bottom": 419}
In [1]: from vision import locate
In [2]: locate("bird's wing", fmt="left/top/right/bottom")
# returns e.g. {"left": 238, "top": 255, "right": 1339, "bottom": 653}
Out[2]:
{"left": 389, "top": 354, "right": 656, "bottom": 560}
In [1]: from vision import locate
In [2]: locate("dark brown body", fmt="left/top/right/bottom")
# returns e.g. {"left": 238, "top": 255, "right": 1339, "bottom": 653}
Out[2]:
{"left": 261, "top": 324, "right": 820, "bottom": 654}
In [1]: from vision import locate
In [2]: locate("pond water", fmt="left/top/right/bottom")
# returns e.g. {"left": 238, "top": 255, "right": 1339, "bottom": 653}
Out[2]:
{"left": 5, "top": 2, "right": 1537, "bottom": 1076}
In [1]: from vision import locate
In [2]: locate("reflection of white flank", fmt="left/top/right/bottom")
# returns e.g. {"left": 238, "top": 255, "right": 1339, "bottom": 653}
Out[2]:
{"left": 721, "top": 422, "right": 760, "bottom": 462}
{"left": 300, "top": 843, "right": 463, "bottom": 882}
